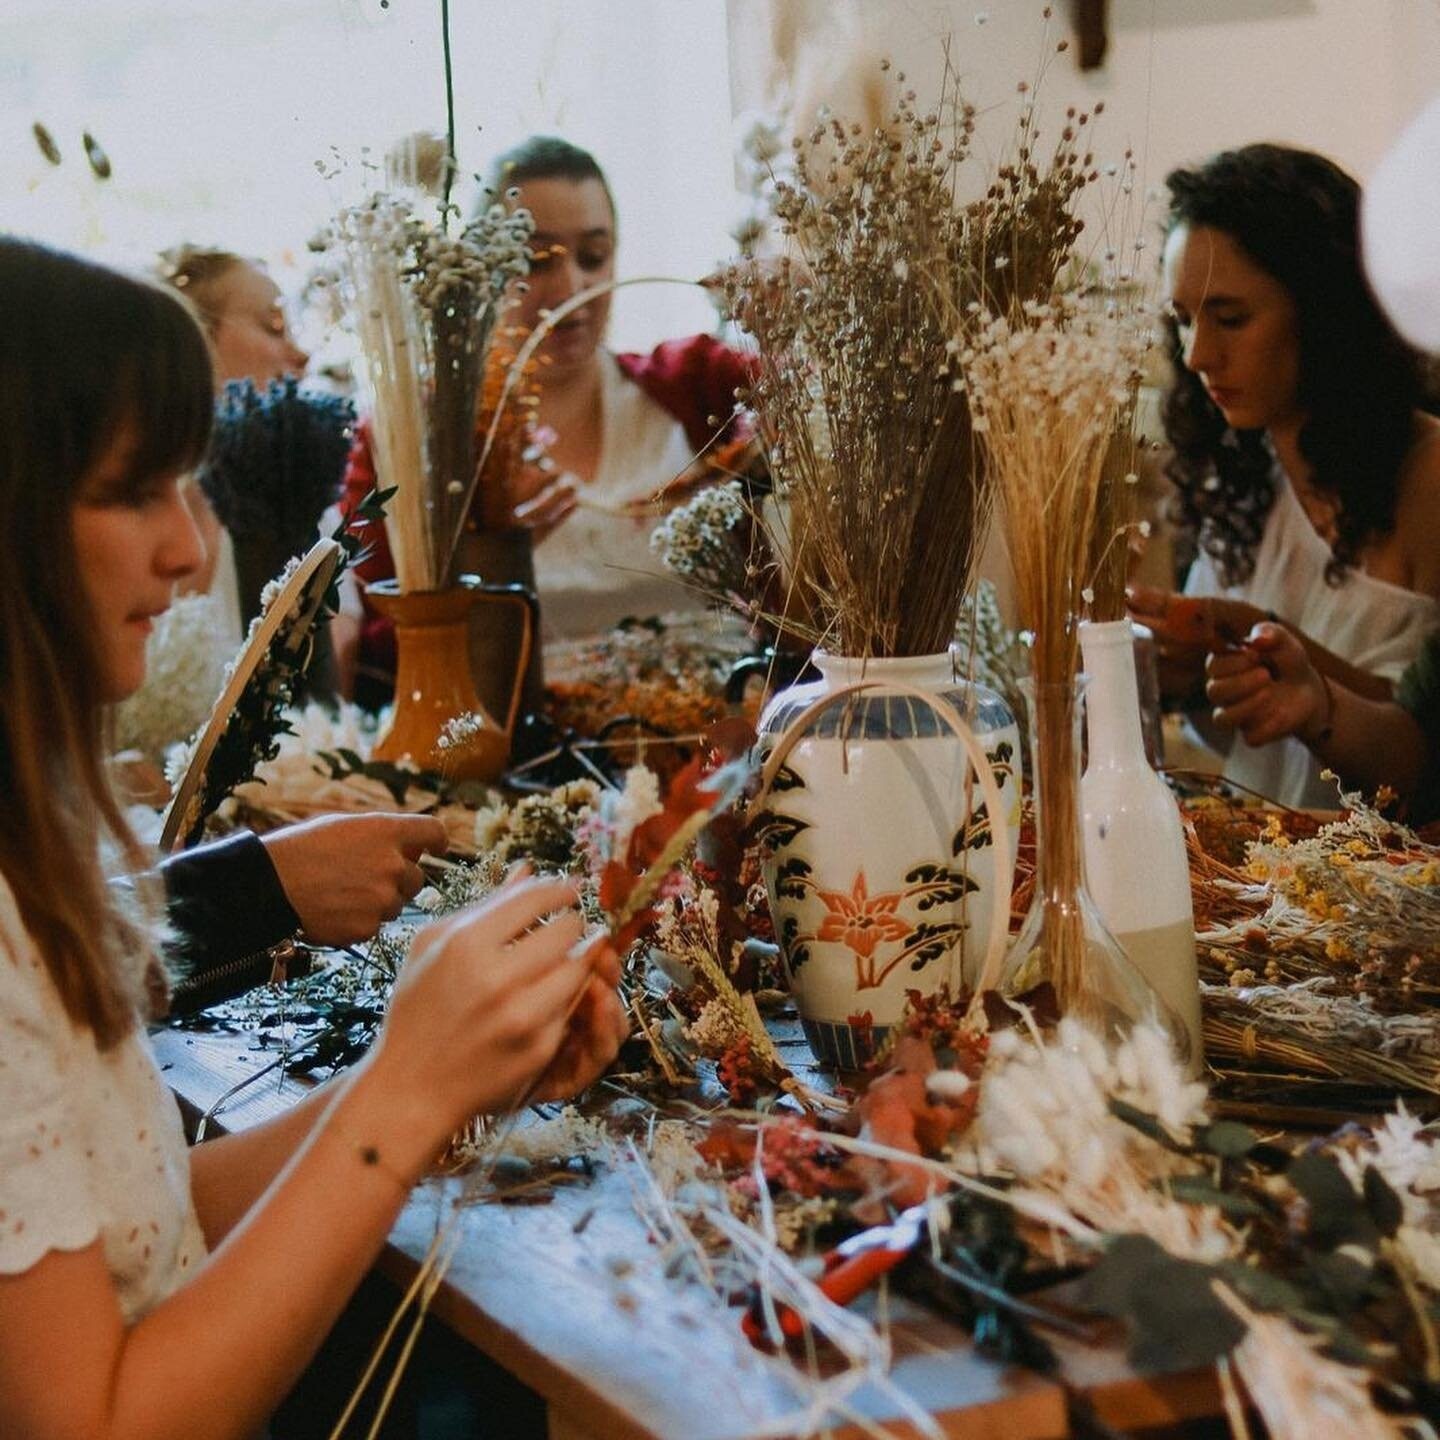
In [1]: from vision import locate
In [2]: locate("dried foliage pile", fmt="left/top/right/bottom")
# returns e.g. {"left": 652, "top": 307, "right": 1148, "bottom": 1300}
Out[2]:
{"left": 1185, "top": 790, "right": 1440, "bottom": 1099}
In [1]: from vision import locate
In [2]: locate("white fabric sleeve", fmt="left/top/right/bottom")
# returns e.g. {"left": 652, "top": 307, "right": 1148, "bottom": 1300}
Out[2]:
{"left": 0, "top": 895, "right": 101, "bottom": 1274}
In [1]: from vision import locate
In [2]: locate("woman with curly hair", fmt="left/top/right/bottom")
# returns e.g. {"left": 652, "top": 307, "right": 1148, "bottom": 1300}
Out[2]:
{"left": 1130, "top": 142, "right": 1440, "bottom": 808}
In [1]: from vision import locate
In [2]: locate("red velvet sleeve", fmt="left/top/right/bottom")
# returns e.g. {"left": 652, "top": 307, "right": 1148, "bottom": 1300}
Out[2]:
{"left": 339, "top": 419, "right": 397, "bottom": 694}
{"left": 613, "top": 334, "right": 758, "bottom": 454}
{"left": 340, "top": 418, "right": 397, "bottom": 589}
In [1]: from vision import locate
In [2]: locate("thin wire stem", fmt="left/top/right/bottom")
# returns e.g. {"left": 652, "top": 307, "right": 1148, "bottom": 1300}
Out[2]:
{"left": 439, "top": 0, "right": 456, "bottom": 222}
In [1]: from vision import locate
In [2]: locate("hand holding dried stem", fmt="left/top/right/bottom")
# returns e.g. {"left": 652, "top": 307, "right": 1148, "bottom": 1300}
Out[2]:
{"left": 1206, "top": 623, "right": 1431, "bottom": 804}
{"left": 370, "top": 871, "right": 627, "bottom": 1144}
{"left": 1127, "top": 584, "right": 1398, "bottom": 708}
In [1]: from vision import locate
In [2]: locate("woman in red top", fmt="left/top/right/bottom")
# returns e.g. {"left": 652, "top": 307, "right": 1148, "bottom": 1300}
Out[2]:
{"left": 342, "top": 136, "right": 755, "bottom": 694}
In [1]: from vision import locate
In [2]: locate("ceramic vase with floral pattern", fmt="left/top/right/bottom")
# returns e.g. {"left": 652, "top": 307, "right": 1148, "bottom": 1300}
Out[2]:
{"left": 755, "top": 650, "right": 1021, "bottom": 1068}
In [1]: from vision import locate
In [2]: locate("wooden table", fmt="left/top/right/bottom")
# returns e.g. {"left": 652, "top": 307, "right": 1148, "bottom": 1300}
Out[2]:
{"left": 152, "top": 1024, "right": 1221, "bottom": 1440}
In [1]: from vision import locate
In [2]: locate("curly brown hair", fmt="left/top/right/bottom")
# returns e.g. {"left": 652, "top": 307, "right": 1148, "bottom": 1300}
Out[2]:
{"left": 1162, "top": 144, "right": 1428, "bottom": 585}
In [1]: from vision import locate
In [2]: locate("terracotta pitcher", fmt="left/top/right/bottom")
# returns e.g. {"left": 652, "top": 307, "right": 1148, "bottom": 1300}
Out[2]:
{"left": 365, "top": 576, "right": 536, "bottom": 782}
{"left": 456, "top": 529, "right": 546, "bottom": 753}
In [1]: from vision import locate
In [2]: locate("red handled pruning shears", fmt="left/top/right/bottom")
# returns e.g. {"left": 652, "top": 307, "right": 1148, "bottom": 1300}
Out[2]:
{"left": 742, "top": 1202, "right": 940, "bottom": 1348}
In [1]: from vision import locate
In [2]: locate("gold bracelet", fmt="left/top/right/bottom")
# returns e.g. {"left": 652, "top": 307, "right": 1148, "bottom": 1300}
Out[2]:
{"left": 326, "top": 1115, "right": 415, "bottom": 1197}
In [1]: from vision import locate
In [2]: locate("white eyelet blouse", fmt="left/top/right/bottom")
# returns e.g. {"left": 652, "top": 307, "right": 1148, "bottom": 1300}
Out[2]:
{"left": 532, "top": 352, "right": 705, "bottom": 640}
{"left": 0, "top": 874, "right": 206, "bottom": 1322}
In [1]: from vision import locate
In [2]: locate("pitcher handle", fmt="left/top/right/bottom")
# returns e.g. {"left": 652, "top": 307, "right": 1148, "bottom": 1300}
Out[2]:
{"left": 467, "top": 581, "right": 538, "bottom": 742}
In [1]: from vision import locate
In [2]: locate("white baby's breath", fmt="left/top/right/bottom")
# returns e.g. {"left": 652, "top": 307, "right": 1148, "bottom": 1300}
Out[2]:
{"left": 650, "top": 481, "right": 748, "bottom": 590}
{"left": 601, "top": 765, "right": 664, "bottom": 855}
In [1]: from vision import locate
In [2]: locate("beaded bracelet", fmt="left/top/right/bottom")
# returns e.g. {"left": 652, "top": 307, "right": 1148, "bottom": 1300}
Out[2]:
{"left": 327, "top": 1117, "right": 414, "bottom": 1196}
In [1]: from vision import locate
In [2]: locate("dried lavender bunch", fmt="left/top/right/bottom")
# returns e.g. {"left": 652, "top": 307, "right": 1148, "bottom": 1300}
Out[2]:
{"left": 199, "top": 377, "right": 355, "bottom": 555}
{"left": 724, "top": 59, "right": 1092, "bottom": 657}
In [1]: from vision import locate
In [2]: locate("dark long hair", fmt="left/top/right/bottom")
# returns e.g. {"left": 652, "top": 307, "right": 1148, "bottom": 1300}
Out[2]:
{"left": 1162, "top": 143, "right": 1426, "bottom": 584}
{"left": 0, "top": 239, "right": 213, "bottom": 1044}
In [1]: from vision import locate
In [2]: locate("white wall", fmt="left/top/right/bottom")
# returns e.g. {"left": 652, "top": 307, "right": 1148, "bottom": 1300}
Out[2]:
{"left": 823, "top": 0, "right": 1440, "bottom": 208}
{"left": 1, "top": 0, "right": 737, "bottom": 352}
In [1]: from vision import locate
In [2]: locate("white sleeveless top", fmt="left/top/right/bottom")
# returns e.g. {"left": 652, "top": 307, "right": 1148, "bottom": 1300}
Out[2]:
{"left": 532, "top": 353, "right": 707, "bottom": 640}
{"left": 0, "top": 876, "right": 206, "bottom": 1322}
{"left": 1185, "top": 472, "right": 1440, "bottom": 808}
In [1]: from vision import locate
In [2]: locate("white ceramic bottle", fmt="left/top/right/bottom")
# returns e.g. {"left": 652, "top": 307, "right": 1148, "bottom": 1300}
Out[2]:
{"left": 1080, "top": 619, "right": 1205, "bottom": 1073}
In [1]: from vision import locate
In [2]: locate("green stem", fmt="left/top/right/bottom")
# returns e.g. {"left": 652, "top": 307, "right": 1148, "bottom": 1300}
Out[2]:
{"left": 440, "top": 0, "right": 457, "bottom": 223}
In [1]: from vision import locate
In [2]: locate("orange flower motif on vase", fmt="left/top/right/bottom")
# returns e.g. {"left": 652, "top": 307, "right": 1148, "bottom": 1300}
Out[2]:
{"left": 815, "top": 872, "right": 915, "bottom": 990}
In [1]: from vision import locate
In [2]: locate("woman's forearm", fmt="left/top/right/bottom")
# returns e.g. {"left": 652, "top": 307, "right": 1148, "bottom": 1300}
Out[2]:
{"left": 1292, "top": 630, "right": 1395, "bottom": 702}
{"left": 187, "top": 1077, "right": 339, "bottom": 1247}
{"left": 112, "top": 1053, "right": 444, "bottom": 1440}
{"left": 1306, "top": 686, "right": 1428, "bottom": 800}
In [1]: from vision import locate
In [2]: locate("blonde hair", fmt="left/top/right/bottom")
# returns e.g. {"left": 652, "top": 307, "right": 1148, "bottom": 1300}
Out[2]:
{"left": 0, "top": 240, "right": 214, "bottom": 1046}
{"left": 156, "top": 244, "right": 249, "bottom": 334}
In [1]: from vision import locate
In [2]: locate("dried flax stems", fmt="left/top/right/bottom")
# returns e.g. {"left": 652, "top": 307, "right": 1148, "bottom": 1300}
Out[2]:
{"left": 961, "top": 302, "right": 1150, "bottom": 1003}
{"left": 724, "top": 61, "right": 1088, "bottom": 658}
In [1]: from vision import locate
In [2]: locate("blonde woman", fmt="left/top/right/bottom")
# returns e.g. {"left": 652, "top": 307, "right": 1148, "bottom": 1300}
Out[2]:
{"left": 156, "top": 246, "right": 315, "bottom": 645}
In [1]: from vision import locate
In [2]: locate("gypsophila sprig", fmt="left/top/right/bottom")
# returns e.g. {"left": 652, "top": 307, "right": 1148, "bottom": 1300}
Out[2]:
{"left": 649, "top": 481, "right": 752, "bottom": 609}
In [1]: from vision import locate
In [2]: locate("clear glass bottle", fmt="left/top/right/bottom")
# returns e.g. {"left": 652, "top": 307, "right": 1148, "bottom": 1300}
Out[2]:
{"left": 1001, "top": 676, "right": 1191, "bottom": 1063}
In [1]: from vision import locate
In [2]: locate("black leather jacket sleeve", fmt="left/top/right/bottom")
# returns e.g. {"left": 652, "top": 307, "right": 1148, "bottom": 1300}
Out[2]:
{"left": 159, "top": 831, "right": 301, "bottom": 976}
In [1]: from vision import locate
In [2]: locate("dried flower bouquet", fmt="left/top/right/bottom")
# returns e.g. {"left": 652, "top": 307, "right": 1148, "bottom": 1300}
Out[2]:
{"left": 722, "top": 55, "right": 1092, "bottom": 658}
{"left": 960, "top": 299, "right": 1152, "bottom": 1012}
{"left": 329, "top": 193, "right": 533, "bottom": 592}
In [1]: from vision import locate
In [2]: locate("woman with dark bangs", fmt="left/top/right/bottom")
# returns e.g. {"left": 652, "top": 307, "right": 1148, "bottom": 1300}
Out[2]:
{"left": 1129, "top": 143, "right": 1440, "bottom": 809}
{"left": 0, "top": 239, "right": 625, "bottom": 1438}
